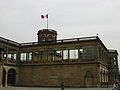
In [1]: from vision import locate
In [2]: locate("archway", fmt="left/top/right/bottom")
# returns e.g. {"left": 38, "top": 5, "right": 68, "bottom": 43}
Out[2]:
{"left": 7, "top": 68, "right": 16, "bottom": 86}
{"left": 2, "top": 68, "right": 6, "bottom": 87}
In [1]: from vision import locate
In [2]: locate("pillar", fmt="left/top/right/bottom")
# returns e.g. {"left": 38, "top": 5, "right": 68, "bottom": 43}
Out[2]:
{"left": 16, "top": 50, "right": 20, "bottom": 65}
{"left": 5, "top": 72, "right": 8, "bottom": 87}
{"left": 32, "top": 51, "right": 35, "bottom": 63}
{"left": 26, "top": 53, "right": 29, "bottom": 61}
{"left": 68, "top": 49, "right": 70, "bottom": 60}
{"left": 78, "top": 49, "right": 80, "bottom": 60}
{"left": 61, "top": 50, "right": 63, "bottom": 60}
{"left": 6, "top": 47, "right": 8, "bottom": 63}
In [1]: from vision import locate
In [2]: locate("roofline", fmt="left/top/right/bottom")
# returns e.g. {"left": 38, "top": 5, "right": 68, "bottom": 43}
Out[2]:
{"left": 108, "top": 49, "right": 118, "bottom": 55}
{"left": 0, "top": 37, "right": 20, "bottom": 47}
{"left": 94, "top": 36, "right": 108, "bottom": 52}
{"left": 0, "top": 36, "right": 116, "bottom": 54}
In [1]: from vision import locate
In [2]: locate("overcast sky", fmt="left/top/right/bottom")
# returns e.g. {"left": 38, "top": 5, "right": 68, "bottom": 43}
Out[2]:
{"left": 0, "top": 0, "right": 120, "bottom": 66}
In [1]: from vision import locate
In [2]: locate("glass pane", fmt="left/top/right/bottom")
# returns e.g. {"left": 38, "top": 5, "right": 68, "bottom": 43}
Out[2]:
{"left": 29, "top": 53, "right": 32, "bottom": 60}
{"left": 20, "top": 53, "right": 26, "bottom": 61}
{"left": 63, "top": 50, "right": 68, "bottom": 60}
{"left": 70, "top": 49, "right": 78, "bottom": 59}
{"left": 79, "top": 46, "right": 96, "bottom": 60}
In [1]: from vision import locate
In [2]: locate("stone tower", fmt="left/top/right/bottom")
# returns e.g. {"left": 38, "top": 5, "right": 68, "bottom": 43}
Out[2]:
{"left": 37, "top": 29, "right": 57, "bottom": 44}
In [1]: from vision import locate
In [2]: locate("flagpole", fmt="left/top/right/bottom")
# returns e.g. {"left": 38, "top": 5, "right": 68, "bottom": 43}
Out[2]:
{"left": 47, "top": 17, "right": 48, "bottom": 29}
{"left": 41, "top": 14, "right": 48, "bottom": 29}
{"left": 46, "top": 14, "right": 48, "bottom": 29}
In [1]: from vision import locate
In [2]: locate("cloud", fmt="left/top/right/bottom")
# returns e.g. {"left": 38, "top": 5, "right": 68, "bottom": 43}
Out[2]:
{"left": 0, "top": 0, "right": 120, "bottom": 66}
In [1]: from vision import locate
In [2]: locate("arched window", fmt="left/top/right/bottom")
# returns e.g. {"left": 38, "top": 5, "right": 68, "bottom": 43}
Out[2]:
{"left": 41, "top": 35, "right": 46, "bottom": 42}
{"left": 47, "top": 35, "right": 53, "bottom": 41}
{"left": 105, "top": 71, "right": 108, "bottom": 82}
{"left": 103, "top": 70, "right": 105, "bottom": 82}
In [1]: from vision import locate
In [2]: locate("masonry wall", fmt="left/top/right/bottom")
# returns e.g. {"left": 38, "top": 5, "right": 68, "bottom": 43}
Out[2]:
{"left": 18, "top": 63, "right": 99, "bottom": 87}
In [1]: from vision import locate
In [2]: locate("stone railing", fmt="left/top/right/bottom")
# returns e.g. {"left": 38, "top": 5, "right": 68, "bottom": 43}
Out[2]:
{"left": 0, "top": 58, "right": 16, "bottom": 65}
{"left": 20, "top": 36, "right": 98, "bottom": 46}
{"left": 0, "top": 36, "right": 98, "bottom": 47}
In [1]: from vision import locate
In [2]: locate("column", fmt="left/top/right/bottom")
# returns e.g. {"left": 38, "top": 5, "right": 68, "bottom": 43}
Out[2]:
{"left": 68, "top": 49, "right": 70, "bottom": 60}
{"left": 26, "top": 53, "right": 29, "bottom": 61}
{"left": 61, "top": 50, "right": 63, "bottom": 60}
{"left": 5, "top": 72, "right": 8, "bottom": 87}
{"left": 16, "top": 50, "right": 20, "bottom": 65}
{"left": 78, "top": 49, "right": 80, "bottom": 60}
{"left": 32, "top": 51, "right": 35, "bottom": 63}
{"left": 6, "top": 47, "right": 8, "bottom": 63}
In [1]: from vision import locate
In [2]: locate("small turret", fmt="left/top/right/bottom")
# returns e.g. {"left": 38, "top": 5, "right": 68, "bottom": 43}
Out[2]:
{"left": 37, "top": 29, "right": 57, "bottom": 44}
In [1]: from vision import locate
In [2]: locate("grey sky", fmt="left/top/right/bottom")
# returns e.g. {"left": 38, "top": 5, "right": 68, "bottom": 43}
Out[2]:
{"left": 0, "top": 0, "right": 120, "bottom": 66}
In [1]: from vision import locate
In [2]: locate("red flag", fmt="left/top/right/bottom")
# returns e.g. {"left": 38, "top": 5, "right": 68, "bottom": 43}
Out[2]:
{"left": 41, "top": 15, "right": 44, "bottom": 19}
{"left": 41, "top": 14, "right": 48, "bottom": 19}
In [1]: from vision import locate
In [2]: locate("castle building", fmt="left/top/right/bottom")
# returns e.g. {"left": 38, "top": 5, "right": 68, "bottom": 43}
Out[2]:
{"left": 0, "top": 29, "right": 119, "bottom": 88}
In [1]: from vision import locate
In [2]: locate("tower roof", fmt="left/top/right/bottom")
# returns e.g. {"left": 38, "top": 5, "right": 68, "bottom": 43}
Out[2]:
{"left": 38, "top": 29, "right": 57, "bottom": 35}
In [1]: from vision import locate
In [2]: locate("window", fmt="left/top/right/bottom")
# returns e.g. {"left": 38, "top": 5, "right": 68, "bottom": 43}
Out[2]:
{"left": 3, "top": 54, "right": 6, "bottom": 58}
{"left": 8, "top": 54, "right": 11, "bottom": 59}
{"left": 79, "top": 46, "right": 97, "bottom": 60}
{"left": 13, "top": 54, "right": 16, "bottom": 59}
{"left": 63, "top": 50, "right": 68, "bottom": 60}
{"left": 48, "top": 35, "right": 53, "bottom": 41}
{"left": 20, "top": 53, "right": 26, "bottom": 61}
{"left": 11, "top": 54, "right": 16, "bottom": 60}
{"left": 41, "top": 35, "right": 46, "bottom": 42}
{"left": 29, "top": 53, "right": 32, "bottom": 61}
{"left": 70, "top": 49, "right": 78, "bottom": 59}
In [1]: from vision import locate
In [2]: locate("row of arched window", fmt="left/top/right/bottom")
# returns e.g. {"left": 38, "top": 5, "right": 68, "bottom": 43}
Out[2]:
{"left": 100, "top": 69, "right": 108, "bottom": 83}
{"left": 39, "top": 34, "right": 57, "bottom": 42}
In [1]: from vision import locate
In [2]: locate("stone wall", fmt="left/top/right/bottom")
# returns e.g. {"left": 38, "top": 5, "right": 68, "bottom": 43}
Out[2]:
{"left": 18, "top": 63, "right": 99, "bottom": 87}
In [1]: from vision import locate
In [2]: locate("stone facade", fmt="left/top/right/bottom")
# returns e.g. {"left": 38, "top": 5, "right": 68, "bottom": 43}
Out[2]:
{"left": 0, "top": 29, "right": 119, "bottom": 88}
{"left": 19, "top": 63, "right": 100, "bottom": 87}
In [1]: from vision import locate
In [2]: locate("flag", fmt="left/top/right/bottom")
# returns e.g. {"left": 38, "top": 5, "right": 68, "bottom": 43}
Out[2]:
{"left": 41, "top": 14, "right": 48, "bottom": 19}
{"left": 41, "top": 15, "right": 44, "bottom": 19}
{"left": 46, "top": 14, "right": 48, "bottom": 18}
